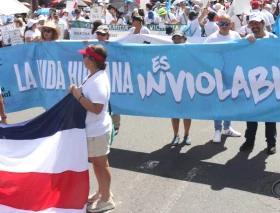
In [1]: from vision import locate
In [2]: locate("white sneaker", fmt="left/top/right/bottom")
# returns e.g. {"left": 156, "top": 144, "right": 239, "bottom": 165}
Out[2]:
{"left": 213, "top": 130, "right": 221, "bottom": 143}
{"left": 222, "top": 127, "right": 241, "bottom": 137}
{"left": 183, "top": 135, "right": 191, "bottom": 145}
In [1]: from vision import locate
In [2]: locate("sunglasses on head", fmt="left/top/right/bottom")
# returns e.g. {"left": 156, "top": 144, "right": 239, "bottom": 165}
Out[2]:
{"left": 217, "top": 21, "right": 231, "bottom": 26}
{"left": 96, "top": 32, "right": 106, "bottom": 36}
{"left": 42, "top": 28, "right": 52, "bottom": 33}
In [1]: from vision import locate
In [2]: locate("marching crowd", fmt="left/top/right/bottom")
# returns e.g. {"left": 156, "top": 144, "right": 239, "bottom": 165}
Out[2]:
{"left": 1, "top": 0, "right": 280, "bottom": 212}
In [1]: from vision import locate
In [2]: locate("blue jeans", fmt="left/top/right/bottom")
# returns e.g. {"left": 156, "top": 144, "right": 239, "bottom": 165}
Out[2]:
{"left": 214, "top": 120, "right": 231, "bottom": 131}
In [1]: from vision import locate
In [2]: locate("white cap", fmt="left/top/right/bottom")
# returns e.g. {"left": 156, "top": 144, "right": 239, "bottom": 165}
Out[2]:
{"left": 27, "top": 19, "right": 38, "bottom": 28}
{"left": 249, "top": 14, "right": 264, "bottom": 23}
{"left": 38, "top": 15, "right": 45, "bottom": 21}
{"left": 63, "top": 8, "right": 69, "bottom": 13}
{"left": 264, "top": 4, "right": 272, "bottom": 10}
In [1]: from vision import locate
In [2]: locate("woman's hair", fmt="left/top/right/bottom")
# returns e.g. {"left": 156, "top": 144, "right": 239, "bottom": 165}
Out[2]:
{"left": 23, "top": 26, "right": 32, "bottom": 42}
{"left": 91, "top": 20, "right": 102, "bottom": 35}
{"left": 207, "top": 12, "right": 216, "bottom": 22}
{"left": 89, "top": 44, "right": 108, "bottom": 70}
{"left": 138, "top": 8, "right": 145, "bottom": 17}
{"left": 41, "top": 28, "right": 59, "bottom": 41}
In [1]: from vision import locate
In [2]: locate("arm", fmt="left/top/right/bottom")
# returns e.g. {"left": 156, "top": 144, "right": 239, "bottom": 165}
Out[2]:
{"left": 0, "top": 95, "right": 7, "bottom": 124}
{"left": 198, "top": 1, "right": 210, "bottom": 23}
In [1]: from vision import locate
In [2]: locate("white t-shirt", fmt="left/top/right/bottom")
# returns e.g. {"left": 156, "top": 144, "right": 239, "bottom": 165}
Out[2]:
{"left": 117, "top": 17, "right": 126, "bottom": 25}
{"left": 53, "top": 19, "right": 68, "bottom": 30}
{"left": 72, "top": 16, "right": 86, "bottom": 22}
{"left": 128, "top": 26, "right": 150, "bottom": 34}
{"left": 105, "top": 11, "right": 116, "bottom": 24}
{"left": 239, "top": 25, "right": 252, "bottom": 36}
{"left": 204, "top": 21, "right": 219, "bottom": 37}
{"left": 246, "top": 32, "right": 278, "bottom": 39}
{"left": 24, "top": 29, "right": 41, "bottom": 39}
{"left": 161, "top": 13, "right": 176, "bottom": 23}
{"left": 188, "top": 18, "right": 201, "bottom": 37}
{"left": 262, "top": 9, "right": 275, "bottom": 25}
{"left": 179, "top": 13, "right": 189, "bottom": 25}
{"left": 144, "top": 14, "right": 161, "bottom": 24}
{"left": 82, "top": 71, "right": 112, "bottom": 137}
{"left": 204, "top": 30, "right": 241, "bottom": 43}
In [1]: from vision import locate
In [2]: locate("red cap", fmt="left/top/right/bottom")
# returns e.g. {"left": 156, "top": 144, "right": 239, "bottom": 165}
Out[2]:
{"left": 78, "top": 46, "right": 106, "bottom": 62}
{"left": 252, "top": 1, "right": 261, "bottom": 8}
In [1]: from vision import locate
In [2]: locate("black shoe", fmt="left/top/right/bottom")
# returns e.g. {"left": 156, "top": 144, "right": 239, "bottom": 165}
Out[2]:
{"left": 240, "top": 141, "right": 254, "bottom": 151}
{"left": 267, "top": 145, "right": 277, "bottom": 155}
{"left": 171, "top": 136, "right": 180, "bottom": 146}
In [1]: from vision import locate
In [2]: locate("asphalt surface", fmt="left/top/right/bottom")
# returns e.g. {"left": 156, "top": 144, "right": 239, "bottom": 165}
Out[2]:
{"left": 8, "top": 108, "right": 280, "bottom": 213}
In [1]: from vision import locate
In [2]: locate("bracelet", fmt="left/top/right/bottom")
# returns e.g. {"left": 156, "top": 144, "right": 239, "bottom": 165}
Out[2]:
{"left": 1, "top": 115, "right": 7, "bottom": 120}
{"left": 77, "top": 95, "right": 84, "bottom": 102}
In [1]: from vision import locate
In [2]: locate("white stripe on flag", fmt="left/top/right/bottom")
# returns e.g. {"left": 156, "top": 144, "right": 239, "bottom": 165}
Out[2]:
{"left": 0, "top": 204, "right": 87, "bottom": 213}
{"left": 0, "top": 129, "right": 88, "bottom": 173}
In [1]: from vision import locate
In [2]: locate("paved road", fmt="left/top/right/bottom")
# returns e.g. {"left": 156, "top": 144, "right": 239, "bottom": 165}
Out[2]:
{"left": 8, "top": 109, "right": 280, "bottom": 213}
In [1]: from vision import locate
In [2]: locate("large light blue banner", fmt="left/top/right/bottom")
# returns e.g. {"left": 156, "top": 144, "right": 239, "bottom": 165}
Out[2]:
{"left": 1, "top": 39, "right": 280, "bottom": 122}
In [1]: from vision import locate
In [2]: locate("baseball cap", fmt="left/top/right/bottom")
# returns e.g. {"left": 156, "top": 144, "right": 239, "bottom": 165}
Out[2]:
{"left": 264, "top": 4, "right": 272, "bottom": 10}
{"left": 6, "top": 17, "right": 13, "bottom": 23}
{"left": 27, "top": 19, "right": 38, "bottom": 28}
{"left": 155, "top": 1, "right": 161, "bottom": 6}
{"left": 38, "top": 15, "right": 46, "bottom": 21}
{"left": 63, "top": 8, "right": 69, "bottom": 13}
{"left": 172, "top": 30, "right": 185, "bottom": 38}
{"left": 249, "top": 14, "right": 264, "bottom": 23}
{"left": 158, "top": 8, "right": 167, "bottom": 15}
{"left": 251, "top": 1, "right": 261, "bottom": 8}
{"left": 96, "top": 25, "right": 109, "bottom": 34}
{"left": 148, "top": 11, "right": 154, "bottom": 19}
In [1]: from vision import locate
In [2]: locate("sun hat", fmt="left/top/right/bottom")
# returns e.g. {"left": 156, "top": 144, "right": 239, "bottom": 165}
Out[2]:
{"left": 158, "top": 8, "right": 167, "bottom": 15}
{"left": 42, "top": 21, "right": 61, "bottom": 35}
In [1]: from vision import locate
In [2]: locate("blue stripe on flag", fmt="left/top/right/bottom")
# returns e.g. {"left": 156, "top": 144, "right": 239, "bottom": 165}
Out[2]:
{"left": 0, "top": 94, "right": 86, "bottom": 140}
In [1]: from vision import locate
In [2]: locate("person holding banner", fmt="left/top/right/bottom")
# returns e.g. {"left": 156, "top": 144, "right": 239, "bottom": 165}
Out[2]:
{"left": 40, "top": 22, "right": 61, "bottom": 41}
{"left": 204, "top": 14, "right": 242, "bottom": 143}
{"left": 170, "top": 30, "right": 192, "bottom": 146}
{"left": 0, "top": 90, "right": 7, "bottom": 124}
{"left": 69, "top": 44, "right": 115, "bottom": 212}
{"left": 24, "top": 19, "right": 41, "bottom": 43}
{"left": 241, "top": 14, "right": 278, "bottom": 155}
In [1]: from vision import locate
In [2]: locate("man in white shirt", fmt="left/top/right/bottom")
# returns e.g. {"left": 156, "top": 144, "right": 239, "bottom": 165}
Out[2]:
{"left": 53, "top": 14, "right": 68, "bottom": 39}
{"left": 105, "top": 5, "right": 117, "bottom": 25}
{"left": 204, "top": 14, "right": 241, "bottom": 143}
{"left": 158, "top": 8, "right": 178, "bottom": 24}
{"left": 177, "top": 1, "right": 187, "bottom": 20}
{"left": 204, "top": 11, "right": 219, "bottom": 37}
{"left": 179, "top": 7, "right": 190, "bottom": 24}
{"left": 262, "top": 4, "right": 275, "bottom": 26}
{"left": 145, "top": 3, "right": 160, "bottom": 24}
{"left": 251, "top": 1, "right": 271, "bottom": 32}
{"left": 72, "top": 9, "right": 86, "bottom": 22}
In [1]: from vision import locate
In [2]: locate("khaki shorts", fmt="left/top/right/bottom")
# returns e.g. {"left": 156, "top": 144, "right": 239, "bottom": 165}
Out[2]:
{"left": 87, "top": 131, "right": 111, "bottom": 157}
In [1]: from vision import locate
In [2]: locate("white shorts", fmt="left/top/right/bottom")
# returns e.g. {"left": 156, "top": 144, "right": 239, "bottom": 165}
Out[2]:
{"left": 87, "top": 131, "right": 111, "bottom": 157}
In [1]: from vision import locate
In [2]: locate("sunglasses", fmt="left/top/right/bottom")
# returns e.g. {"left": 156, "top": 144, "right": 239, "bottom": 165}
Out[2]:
{"left": 42, "top": 28, "right": 52, "bottom": 33}
{"left": 83, "top": 54, "right": 90, "bottom": 59}
{"left": 96, "top": 32, "right": 106, "bottom": 36}
{"left": 217, "top": 21, "right": 231, "bottom": 26}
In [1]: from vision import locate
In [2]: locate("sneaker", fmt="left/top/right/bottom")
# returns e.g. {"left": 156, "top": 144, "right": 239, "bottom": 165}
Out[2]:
{"left": 213, "top": 130, "right": 221, "bottom": 143}
{"left": 88, "top": 198, "right": 116, "bottom": 212}
{"left": 239, "top": 141, "right": 254, "bottom": 151}
{"left": 183, "top": 135, "right": 191, "bottom": 145}
{"left": 171, "top": 136, "right": 180, "bottom": 146}
{"left": 267, "top": 145, "right": 277, "bottom": 155}
{"left": 222, "top": 127, "right": 241, "bottom": 137}
{"left": 88, "top": 192, "right": 114, "bottom": 203}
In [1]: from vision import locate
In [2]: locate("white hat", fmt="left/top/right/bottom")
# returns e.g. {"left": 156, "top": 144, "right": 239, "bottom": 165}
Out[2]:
{"left": 264, "top": 4, "right": 272, "bottom": 10}
{"left": 38, "top": 15, "right": 45, "bottom": 21}
{"left": 62, "top": 8, "right": 69, "bottom": 13}
{"left": 27, "top": 19, "right": 38, "bottom": 28}
{"left": 249, "top": 14, "right": 264, "bottom": 23}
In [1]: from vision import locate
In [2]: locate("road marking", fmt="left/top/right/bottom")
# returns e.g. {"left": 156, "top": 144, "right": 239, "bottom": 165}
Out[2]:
{"left": 160, "top": 166, "right": 200, "bottom": 213}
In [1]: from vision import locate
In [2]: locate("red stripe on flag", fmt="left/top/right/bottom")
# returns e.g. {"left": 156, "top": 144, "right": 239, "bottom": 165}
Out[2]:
{"left": 0, "top": 170, "right": 89, "bottom": 211}
{"left": 73, "top": 2, "right": 78, "bottom": 8}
